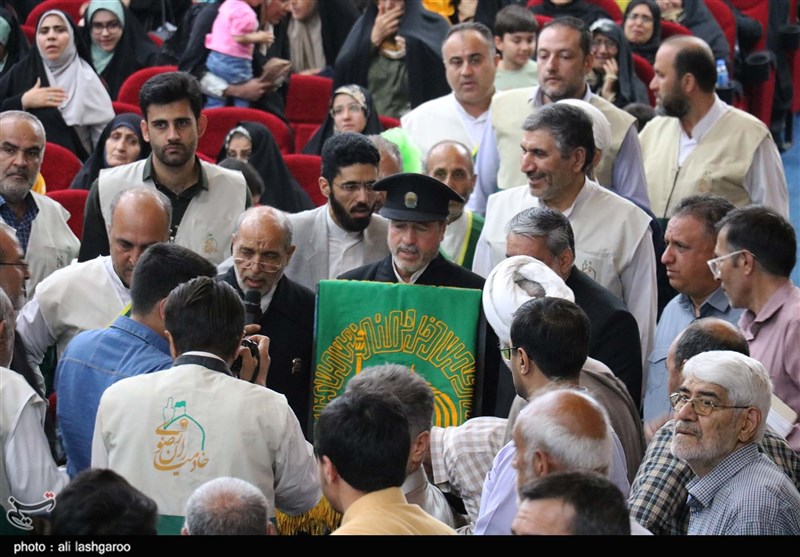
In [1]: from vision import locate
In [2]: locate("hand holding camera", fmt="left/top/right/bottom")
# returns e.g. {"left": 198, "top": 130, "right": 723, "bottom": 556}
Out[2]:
{"left": 231, "top": 334, "right": 271, "bottom": 386}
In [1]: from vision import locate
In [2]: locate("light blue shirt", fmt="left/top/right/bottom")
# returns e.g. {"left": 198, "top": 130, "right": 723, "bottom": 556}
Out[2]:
{"left": 686, "top": 444, "right": 800, "bottom": 535}
{"left": 643, "top": 288, "right": 742, "bottom": 422}
{"left": 55, "top": 315, "right": 172, "bottom": 478}
{"left": 473, "top": 431, "right": 630, "bottom": 535}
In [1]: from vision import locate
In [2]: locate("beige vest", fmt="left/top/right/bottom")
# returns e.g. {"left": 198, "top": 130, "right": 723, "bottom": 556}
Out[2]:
{"left": 0, "top": 367, "right": 45, "bottom": 512}
{"left": 23, "top": 193, "right": 80, "bottom": 300}
{"left": 97, "top": 159, "right": 247, "bottom": 265}
{"left": 36, "top": 257, "right": 126, "bottom": 358}
{"left": 491, "top": 87, "right": 635, "bottom": 189}
{"left": 640, "top": 109, "right": 768, "bottom": 219}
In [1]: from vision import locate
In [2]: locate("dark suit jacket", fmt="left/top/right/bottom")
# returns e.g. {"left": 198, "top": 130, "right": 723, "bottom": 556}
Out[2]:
{"left": 220, "top": 269, "right": 315, "bottom": 439}
{"left": 339, "top": 254, "right": 505, "bottom": 417}
{"left": 566, "top": 267, "right": 643, "bottom": 411}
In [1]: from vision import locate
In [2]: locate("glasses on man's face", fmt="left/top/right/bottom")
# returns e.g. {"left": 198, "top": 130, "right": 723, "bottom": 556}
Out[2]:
{"left": 330, "top": 103, "right": 363, "bottom": 118}
{"left": 334, "top": 180, "right": 376, "bottom": 194}
{"left": 628, "top": 13, "right": 654, "bottom": 24}
{"left": 234, "top": 257, "right": 283, "bottom": 274}
{"left": 706, "top": 250, "right": 752, "bottom": 279}
{"left": 91, "top": 20, "right": 122, "bottom": 33}
{"left": 499, "top": 344, "right": 516, "bottom": 361}
{"left": 669, "top": 392, "right": 749, "bottom": 417}
{"left": 0, "top": 261, "right": 29, "bottom": 270}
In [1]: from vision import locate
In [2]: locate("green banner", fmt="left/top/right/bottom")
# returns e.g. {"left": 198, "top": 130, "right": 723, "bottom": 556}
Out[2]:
{"left": 313, "top": 280, "right": 482, "bottom": 428}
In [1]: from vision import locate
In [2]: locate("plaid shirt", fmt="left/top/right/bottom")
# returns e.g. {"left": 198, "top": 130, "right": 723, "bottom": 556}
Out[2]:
{"left": 429, "top": 417, "right": 507, "bottom": 533}
{"left": 628, "top": 419, "right": 800, "bottom": 535}
{"left": 686, "top": 444, "right": 800, "bottom": 534}
{"left": 0, "top": 193, "right": 38, "bottom": 254}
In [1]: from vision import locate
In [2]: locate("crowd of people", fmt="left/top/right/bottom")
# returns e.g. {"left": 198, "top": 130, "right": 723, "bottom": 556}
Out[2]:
{"left": 1, "top": 0, "right": 798, "bottom": 537}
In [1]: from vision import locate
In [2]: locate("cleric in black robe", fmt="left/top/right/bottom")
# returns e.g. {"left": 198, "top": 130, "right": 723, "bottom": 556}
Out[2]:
{"left": 333, "top": 0, "right": 450, "bottom": 119}
{"left": 219, "top": 262, "right": 316, "bottom": 440}
{"left": 79, "top": 0, "right": 159, "bottom": 100}
{"left": 338, "top": 173, "right": 504, "bottom": 417}
{"left": 0, "top": 6, "right": 30, "bottom": 79}
{"left": 216, "top": 120, "right": 314, "bottom": 213}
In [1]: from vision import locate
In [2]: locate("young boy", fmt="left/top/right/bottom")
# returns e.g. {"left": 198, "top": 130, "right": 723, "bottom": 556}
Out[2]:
{"left": 493, "top": 4, "right": 538, "bottom": 91}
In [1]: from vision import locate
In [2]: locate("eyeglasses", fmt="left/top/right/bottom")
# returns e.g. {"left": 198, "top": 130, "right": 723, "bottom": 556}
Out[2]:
{"left": 499, "top": 344, "right": 517, "bottom": 361}
{"left": 91, "top": 20, "right": 122, "bottom": 33}
{"left": 0, "top": 261, "right": 29, "bottom": 270}
{"left": 330, "top": 103, "right": 364, "bottom": 117}
{"left": 669, "top": 392, "right": 749, "bottom": 417}
{"left": 706, "top": 250, "right": 753, "bottom": 279}
{"left": 334, "top": 180, "right": 376, "bottom": 194}
{"left": 591, "top": 38, "right": 618, "bottom": 51}
{"left": 628, "top": 13, "right": 654, "bottom": 24}
{"left": 233, "top": 257, "right": 283, "bottom": 274}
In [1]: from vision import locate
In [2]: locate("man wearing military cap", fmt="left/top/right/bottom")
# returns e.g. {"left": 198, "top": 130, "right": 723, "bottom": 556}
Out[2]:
{"left": 339, "top": 173, "right": 504, "bottom": 417}
{"left": 339, "top": 173, "right": 484, "bottom": 289}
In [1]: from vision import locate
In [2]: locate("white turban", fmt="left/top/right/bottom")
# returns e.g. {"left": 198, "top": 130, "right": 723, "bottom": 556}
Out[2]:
{"left": 482, "top": 255, "right": 575, "bottom": 344}
{"left": 556, "top": 98, "right": 612, "bottom": 153}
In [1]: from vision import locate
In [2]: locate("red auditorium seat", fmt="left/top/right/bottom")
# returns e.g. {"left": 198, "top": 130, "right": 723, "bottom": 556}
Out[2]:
{"left": 40, "top": 142, "right": 82, "bottom": 192}
{"left": 283, "top": 154, "right": 326, "bottom": 207}
{"left": 379, "top": 115, "right": 401, "bottom": 130}
{"left": 198, "top": 107, "right": 293, "bottom": 159}
{"left": 285, "top": 75, "right": 333, "bottom": 152}
{"left": 111, "top": 101, "right": 142, "bottom": 116}
{"left": 632, "top": 54, "right": 656, "bottom": 106}
{"left": 46, "top": 189, "right": 88, "bottom": 240}
{"left": 25, "top": 0, "right": 84, "bottom": 27}
{"left": 116, "top": 65, "right": 178, "bottom": 105}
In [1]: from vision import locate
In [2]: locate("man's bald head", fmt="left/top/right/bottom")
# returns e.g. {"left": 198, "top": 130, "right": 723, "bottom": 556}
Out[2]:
{"left": 660, "top": 35, "right": 717, "bottom": 93}
{"left": 108, "top": 188, "right": 172, "bottom": 288}
{"left": 512, "top": 387, "right": 613, "bottom": 493}
{"left": 666, "top": 317, "right": 749, "bottom": 395}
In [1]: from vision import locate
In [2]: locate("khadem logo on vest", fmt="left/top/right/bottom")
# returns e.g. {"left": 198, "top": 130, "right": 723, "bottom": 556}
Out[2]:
{"left": 154, "top": 397, "right": 208, "bottom": 475}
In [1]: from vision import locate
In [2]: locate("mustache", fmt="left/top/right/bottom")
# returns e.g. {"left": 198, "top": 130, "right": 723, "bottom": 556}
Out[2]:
{"left": 395, "top": 245, "right": 419, "bottom": 255}
{"left": 674, "top": 420, "right": 702, "bottom": 437}
{"left": 350, "top": 203, "right": 371, "bottom": 213}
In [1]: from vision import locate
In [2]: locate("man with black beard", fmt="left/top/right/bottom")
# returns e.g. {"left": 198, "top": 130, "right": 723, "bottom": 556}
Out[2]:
{"left": 639, "top": 35, "right": 787, "bottom": 224}
{"left": 284, "top": 132, "right": 389, "bottom": 292}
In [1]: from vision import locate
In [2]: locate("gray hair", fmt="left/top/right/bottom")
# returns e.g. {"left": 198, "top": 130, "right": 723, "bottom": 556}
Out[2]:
{"left": 681, "top": 351, "right": 772, "bottom": 442}
{"left": 234, "top": 205, "right": 293, "bottom": 251}
{"left": 443, "top": 21, "right": 497, "bottom": 58}
{"left": 184, "top": 477, "right": 269, "bottom": 535}
{"left": 522, "top": 104, "right": 596, "bottom": 174}
{"left": 345, "top": 363, "right": 434, "bottom": 439}
{"left": 367, "top": 134, "right": 403, "bottom": 172}
{"left": 0, "top": 110, "right": 46, "bottom": 147}
{"left": 506, "top": 207, "right": 575, "bottom": 257}
{"left": 515, "top": 388, "right": 613, "bottom": 477}
{"left": 423, "top": 139, "right": 474, "bottom": 176}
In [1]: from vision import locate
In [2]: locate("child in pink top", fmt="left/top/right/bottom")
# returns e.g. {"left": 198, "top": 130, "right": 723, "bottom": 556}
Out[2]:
{"left": 204, "top": 0, "right": 274, "bottom": 107}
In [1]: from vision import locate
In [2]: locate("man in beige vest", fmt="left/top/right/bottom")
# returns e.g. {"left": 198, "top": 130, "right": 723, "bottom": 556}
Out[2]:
{"left": 78, "top": 72, "right": 249, "bottom": 266}
{"left": 640, "top": 35, "right": 788, "bottom": 222}
{"left": 472, "top": 16, "right": 650, "bottom": 215}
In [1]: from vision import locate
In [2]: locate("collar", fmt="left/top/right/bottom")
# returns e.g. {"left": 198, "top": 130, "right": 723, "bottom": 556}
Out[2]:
{"left": 326, "top": 206, "right": 364, "bottom": 241}
{"left": 141, "top": 154, "right": 209, "bottom": 193}
{"left": 101, "top": 255, "right": 131, "bottom": 302}
{"left": 676, "top": 287, "right": 732, "bottom": 315}
{"left": 392, "top": 258, "right": 432, "bottom": 284}
{"left": 111, "top": 315, "right": 170, "bottom": 354}
{"left": 451, "top": 92, "right": 490, "bottom": 122}
{"left": 683, "top": 94, "right": 728, "bottom": 141}
{"left": 749, "top": 280, "right": 797, "bottom": 325}
{"left": 685, "top": 443, "right": 760, "bottom": 507}
{"left": 401, "top": 465, "right": 430, "bottom": 495}
{"left": 0, "top": 191, "right": 38, "bottom": 219}
{"left": 174, "top": 351, "right": 232, "bottom": 375}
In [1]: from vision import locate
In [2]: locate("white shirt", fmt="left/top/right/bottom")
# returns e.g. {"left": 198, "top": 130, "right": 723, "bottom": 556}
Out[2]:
{"left": 441, "top": 210, "right": 469, "bottom": 262}
{"left": 326, "top": 210, "right": 365, "bottom": 280}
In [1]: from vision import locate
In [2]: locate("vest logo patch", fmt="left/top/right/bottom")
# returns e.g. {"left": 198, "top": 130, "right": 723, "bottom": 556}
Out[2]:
{"left": 154, "top": 397, "right": 208, "bottom": 475}
{"left": 203, "top": 233, "right": 218, "bottom": 256}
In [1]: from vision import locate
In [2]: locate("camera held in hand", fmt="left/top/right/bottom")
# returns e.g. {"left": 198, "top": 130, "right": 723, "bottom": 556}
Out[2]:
{"left": 231, "top": 338, "right": 261, "bottom": 383}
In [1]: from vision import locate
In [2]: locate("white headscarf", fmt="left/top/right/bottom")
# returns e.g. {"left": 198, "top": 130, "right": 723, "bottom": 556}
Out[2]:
{"left": 556, "top": 98, "right": 611, "bottom": 153}
{"left": 482, "top": 255, "right": 574, "bottom": 344}
{"left": 37, "top": 9, "right": 114, "bottom": 128}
